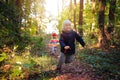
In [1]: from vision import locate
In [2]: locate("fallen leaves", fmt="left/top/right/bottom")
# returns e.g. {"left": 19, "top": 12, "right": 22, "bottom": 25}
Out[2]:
{"left": 4, "top": 64, "right": 11, "bottom": 71}
{"left": 52, "top": 60, "right": 97, "bottom": 80}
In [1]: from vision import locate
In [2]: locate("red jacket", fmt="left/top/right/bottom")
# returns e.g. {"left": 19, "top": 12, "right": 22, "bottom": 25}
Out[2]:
{"left": 50, "top": 39, "right": 59, "bottom": 43}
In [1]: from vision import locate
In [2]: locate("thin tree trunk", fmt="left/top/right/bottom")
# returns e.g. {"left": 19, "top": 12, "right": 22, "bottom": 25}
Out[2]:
{"left": 69, "top": 0, "right": 72, "bottom": 21}
{"left": 74, "top": 0, "right": 77, "bottom": 31}
{"left": 16, "top": 0, "right": 21, "bottom": 6}
{"left": 92, "top": 0, "right": 96, "bottom": 13}
{"left": 79, "top": 0, "right": 83, "bottom": 25}
{"left": 78, "top": 0, "right": 84, "bottom": 35}
{"left": 92, "top": 0, "right": 96, "bottom": 32}
{"left": 6, "top": 0, "right": 8, "bottom": 3}
{"left": 98, "top": 0, "right": 108, "bottom": 48}
{"left": 107, "top": 0, "right": 116, "bottom": 34}
{"left": 15, "top": 0, "right": 22, "bottom": 27}
{"left": 106, "top": 0, "right": 116, "bottom": 46}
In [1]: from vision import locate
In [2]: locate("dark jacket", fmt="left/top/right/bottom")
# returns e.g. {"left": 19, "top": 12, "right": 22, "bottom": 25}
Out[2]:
{"left": 59, "top": 30, "right": 85, "bottom": 55}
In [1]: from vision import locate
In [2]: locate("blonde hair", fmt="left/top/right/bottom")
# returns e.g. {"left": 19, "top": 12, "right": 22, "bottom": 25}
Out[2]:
{"left": 62, "top": 20, "right": 72, "bottom": 31}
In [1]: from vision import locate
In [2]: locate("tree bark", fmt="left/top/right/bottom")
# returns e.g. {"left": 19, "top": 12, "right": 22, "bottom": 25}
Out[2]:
{"left": 74, "top": 0, "right": 77, "bottom": 31}
{"left": 69, "top": 0, "right": 72, "bottom": 21}
{"left": 15, "top": 0, "right": 22, "bottom": 26}
{"left": 92, "top": 0, "right": 96, "bottom": 32}
{"left": 78, "top": 0, "right": 84, "bottom": 35}
{"left": 79, "top": 0, "right": 83, "bottom": 25}
{"left": 107, "top": 0, "right": 116, "bottom": 34}
{"left": 92, "top": 0, "right": 96, "bottom": 13}
{"left": 98, "top": 0, "right": 108, "bottom": 48}
{"left": 6, "top": 0, "right": 8, "bottom": 3}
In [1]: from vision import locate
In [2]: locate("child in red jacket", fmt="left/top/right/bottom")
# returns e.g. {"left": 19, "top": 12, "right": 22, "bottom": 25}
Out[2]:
{"left": 48, "top": 32, "right": 59, "bottom": 55}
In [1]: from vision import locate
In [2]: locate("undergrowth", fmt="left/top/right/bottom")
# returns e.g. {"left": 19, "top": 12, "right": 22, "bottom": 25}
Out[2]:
{"left": 76, "top": 48, "right": 120, "bottom": 80}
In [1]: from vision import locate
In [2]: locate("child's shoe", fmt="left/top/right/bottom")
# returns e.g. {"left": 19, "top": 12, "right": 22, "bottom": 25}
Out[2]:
{"left": 55, "top": 67, "right": 61, "bottom": 73}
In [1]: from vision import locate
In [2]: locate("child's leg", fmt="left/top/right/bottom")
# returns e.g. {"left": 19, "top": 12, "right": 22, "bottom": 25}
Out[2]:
{"left": 54, "top": 47, "right": 57, "bottom": 52}
{"left": 56, "top": 52, "right": 66, "bottom": 69}
{"left": 51, "top": 46, "right": 55, "bottom": 54}
{"left": 65, "top": 54, "right": 74, "bottom": 64}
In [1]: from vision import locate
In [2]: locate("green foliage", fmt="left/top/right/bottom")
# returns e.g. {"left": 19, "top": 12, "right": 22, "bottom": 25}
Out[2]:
{"left": 115, "top": 0, "right": 120, "bottom": 24}
{"left": 0, "top": 0, "right": 46, "bottom": 52}
{"left": 0, "top": 0, "right": 31, "bottom": 52}
{"left": 30, "top": 36, "right": 45, "bottom": 56}
{"left": 0, "top": 52, "right": 7, "bottom": 62}
{"left": 0, "top": 1, "right": 20, "bottom": 47}
{"left": 13, "top": 34, "right": 30, "bottom": 53}
{"left": 5, "top": 54, "right": 57, "bottom": 79}
{"left": 31, "top": 36, "right": 44, "bottom": 48}
{"left": 57, "top": 8, "right": 70, "bottom": 32}
{"left": 0, "top": 0, "right": 120, "bottom": 79}
{"left": 76, "top": 48, "right": 120, "bottom": 79}
{"left": 9, "top": 69, "right": 22, "bottom": 79}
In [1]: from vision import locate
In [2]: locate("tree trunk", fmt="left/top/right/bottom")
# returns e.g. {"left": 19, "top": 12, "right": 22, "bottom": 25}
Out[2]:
{"left": 69, "top": 0, "right": 72, "bottom": 21}
{"left": 16, "top": 0, "right": 21, "bottom": 7}
{"left": 106, "top": 0, "right": 116, "bottom": 46}
{"left": 78, "top": 0, "right": 84, "bottom": 35}
{"left": 107, "top": 0, "right": 116, "bottom": 34}
{"left": 15, "top": 0, "right": 22, "bottom": 27}
{"left": 6, "top": 0, "right": 8, "bottom": 3}
{"left": 92, "top": 0, "right": 96, "bottom": 13}
{"left": 92, "top": 0, "right": 96, "bottom": 32}
{"left": 98, "top": 0, "right": 108, "bottom": 48}
{"left": 74, "top": 0, "right": 77, "bottom": 31}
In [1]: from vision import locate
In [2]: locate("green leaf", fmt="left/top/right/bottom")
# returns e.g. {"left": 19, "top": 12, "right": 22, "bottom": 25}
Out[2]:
{"left": 10, "top": 69, "right": 21, "bottom": 77}
{"left": 0, "top": 53, "right": 7, "bottom": 62}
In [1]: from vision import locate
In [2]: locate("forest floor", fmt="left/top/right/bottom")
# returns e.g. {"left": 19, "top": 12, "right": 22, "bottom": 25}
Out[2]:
{"left": 49, "top": 60, "right": 102, "bottom": 80}
{"left": 27, "top": 60, "right": 100, "bottom": 80}
{"left": 29, "top": 45, "right": 117, "bottom": 80}
{"left": 1, "top": 41, "right": 119, "bottom": 80}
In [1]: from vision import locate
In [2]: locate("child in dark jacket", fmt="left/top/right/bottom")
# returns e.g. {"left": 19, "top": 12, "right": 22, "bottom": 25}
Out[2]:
{"left": 56, "top": 20, "right": 85, "bottom": 71}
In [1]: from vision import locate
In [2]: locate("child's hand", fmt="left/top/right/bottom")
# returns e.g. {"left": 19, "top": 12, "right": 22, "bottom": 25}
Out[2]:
{"left": 83, "top": 45, "right": 87, "bottom": 49}
{"left": 64, "top": 46, "right": 70, "bottom": 50}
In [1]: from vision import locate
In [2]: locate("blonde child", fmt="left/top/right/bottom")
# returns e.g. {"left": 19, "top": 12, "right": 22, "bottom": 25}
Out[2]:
{"left": 56, "top": 20, "right": 86, "bottom": 71}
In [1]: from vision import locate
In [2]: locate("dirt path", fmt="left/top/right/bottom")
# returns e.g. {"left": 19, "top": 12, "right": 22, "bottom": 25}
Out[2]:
{"left": 27, "top": 50, "right": 104, "bottom": 80}
{"left": 43, "top": 43, "right": 103, "bottom": 80}
{"left": 50, "top": 60, "right": 103, "bottom": 80}
{"left": 27, "top": 58, "right": 104, "bottom": 80}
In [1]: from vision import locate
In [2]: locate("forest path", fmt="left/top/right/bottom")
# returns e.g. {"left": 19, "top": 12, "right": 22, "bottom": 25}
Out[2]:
{"left": 51, "top": 60, "right": 100, "bottom": 80}
{"left": 26, "top": 40, "right": 105, "bottom": 80}
{"left": 45, "top": 44, "right": 103, "bottom": 80}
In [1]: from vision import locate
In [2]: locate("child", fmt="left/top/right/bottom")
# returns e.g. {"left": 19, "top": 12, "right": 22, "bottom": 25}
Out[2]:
{"left": 56, "top": 20, "right": 85, "bottom": 71}
{"left": 49, "top": 32, "right": 59, "bottom": 55}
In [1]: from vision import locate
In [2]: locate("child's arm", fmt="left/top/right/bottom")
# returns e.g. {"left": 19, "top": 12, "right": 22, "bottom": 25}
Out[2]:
{"left": 75, "top": 32, "right": 85, "bottom": 47}
{"left": 59, "top": 34, "right": 66, "bottom": 48}
{"left": 48, "top": 40, "right": 52, "bottom": 47}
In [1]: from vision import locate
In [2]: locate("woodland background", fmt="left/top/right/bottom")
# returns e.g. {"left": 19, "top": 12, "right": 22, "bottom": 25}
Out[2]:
{"left": 0, "top": 0, "right": 120, "bottom": 80}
